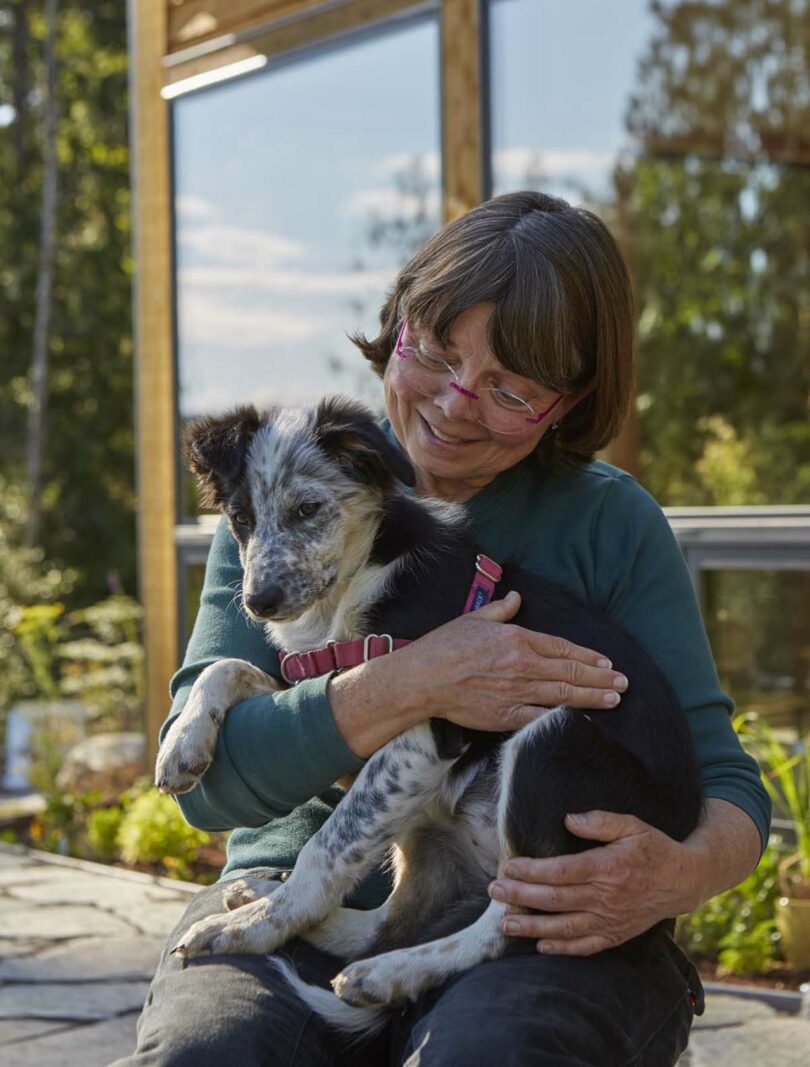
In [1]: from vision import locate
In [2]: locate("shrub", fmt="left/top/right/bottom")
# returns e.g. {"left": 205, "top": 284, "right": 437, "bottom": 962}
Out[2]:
{"left": 117, "top": 788, "right": 210, "bottom": 881}
{"left": 86, "top": 805, "right": 125, "bottom": 861}
{"left": 677, "top": 835, "right": 785, "bottom": 974}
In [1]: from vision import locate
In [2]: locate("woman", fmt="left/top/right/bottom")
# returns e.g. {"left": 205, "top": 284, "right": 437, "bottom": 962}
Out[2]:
{"left": 119, "top": 192, "right": 770, "bottom": 1066}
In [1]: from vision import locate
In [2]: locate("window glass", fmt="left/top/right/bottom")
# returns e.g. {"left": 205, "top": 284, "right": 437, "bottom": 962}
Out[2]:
{"left": 702, "top": 570, "right": 810, "bottom": 736}
{"left": 489, "top": 0, "right": 810, "bottom": 507}
{"left": 172, "top": 17, "right": 441, "bottom": 515}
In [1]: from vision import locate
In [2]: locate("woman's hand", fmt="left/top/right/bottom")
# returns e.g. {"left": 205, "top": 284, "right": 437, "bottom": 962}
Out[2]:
{"left": 488, "top": 810, "right": 704, "bottom": 955}
{"left": 399, "top": 591, "right": 628, "bottom": 734}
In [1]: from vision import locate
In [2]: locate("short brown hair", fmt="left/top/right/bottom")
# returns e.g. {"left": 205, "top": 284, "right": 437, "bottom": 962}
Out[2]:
{"left": 352, "top": 191, "right": 635, "bottom": 465}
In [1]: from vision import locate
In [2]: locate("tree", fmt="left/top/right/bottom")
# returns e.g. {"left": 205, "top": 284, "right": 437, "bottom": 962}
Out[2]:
{"left": 26, "top": 0, "right": 58, "bottom": 544}
{"left": 0, "top": 0, "right": 134, "bottom": 599}
{"left": 615, "top": 0, "right": 810, "bottom": 506}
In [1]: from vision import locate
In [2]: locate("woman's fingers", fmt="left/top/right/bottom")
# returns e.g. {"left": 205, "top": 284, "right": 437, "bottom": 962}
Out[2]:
{"left": 523, "top": 629, "right": 613, "bottom": 669}
{"left": 528, "top": 680, "right": 625, "bottom": 709}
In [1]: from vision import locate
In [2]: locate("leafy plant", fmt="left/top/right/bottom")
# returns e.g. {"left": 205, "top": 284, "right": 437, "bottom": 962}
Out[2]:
{"left": 0, "top": 477, "right": 75, "bottom": 719}
{"left": 677, "top": 835, "right": 785, "bottom": 974}
{"left": 29, "top": 788, "right": 104, "bottom": 857}
{"left": 117, "top": 788, "right": 211, "bottom": 881}
{"left": 736, "top": 712, "right": 810, "bottom": 889}
{"left": 86, "top": 804, "right": 124, "bottom": 861}
{"left": 57, "top": 595, "right": 144, "bottom": 729}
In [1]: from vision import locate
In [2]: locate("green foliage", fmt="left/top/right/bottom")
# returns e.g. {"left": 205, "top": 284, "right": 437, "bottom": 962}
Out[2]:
{"left": 736, "top": 713, "right": 810, "bottom": 887}
{"left": 86, "top": 803, "right": 124, "bottom": 861}
{"left": 27, "top": 777, "right": 216, "bottom": 881}
{"left": 57, "top": 594, "right": 144, "bottom": 728}
{"left": 677, "top": 835, "right": 785, "bottom": 974}
{"left": 618, "top": 0, "right": 810, "bottom": 506}
{"left": 0, "top": 476, "right": 75, "bottom": 715}
{"left": 117, "top": 788, "right": 211, "bottom": 881}
{"left": 30, "top": 787, "right": 104, "bottom": 856}
{"left": 0, "top": 1, "right": 134, "bottom": 600}
{"left": 0, "top": 464, "right": 143, "bottom": 726}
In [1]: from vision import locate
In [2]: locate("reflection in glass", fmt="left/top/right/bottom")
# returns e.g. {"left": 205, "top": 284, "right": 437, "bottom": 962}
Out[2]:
{"left": 489, "top": 0, "right": 809, "bottom": 508}
{"left": 172, "top": 17, "right": 441, "bottom": 423}
{"left": 703, "top": 570, "right": 810, "bottom": 736}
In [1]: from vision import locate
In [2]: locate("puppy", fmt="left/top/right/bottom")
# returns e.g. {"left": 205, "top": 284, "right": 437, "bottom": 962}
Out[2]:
{"left": 155, "top": 396, "right": 702, "bottom": 1034}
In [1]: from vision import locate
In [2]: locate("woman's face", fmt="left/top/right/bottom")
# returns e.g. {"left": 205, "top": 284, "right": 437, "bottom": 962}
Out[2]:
{"left": 384, "top": 304, "right": 573, "bottom": 502}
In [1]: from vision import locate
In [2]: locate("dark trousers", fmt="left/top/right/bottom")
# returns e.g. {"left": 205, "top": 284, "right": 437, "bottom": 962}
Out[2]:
{"left": 113, "top": 876, "right": 702, "bottom": 1067}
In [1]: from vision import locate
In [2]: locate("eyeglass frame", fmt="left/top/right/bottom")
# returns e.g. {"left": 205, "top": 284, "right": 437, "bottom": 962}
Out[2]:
{"left": 392, "top": 320, "right": 564, "bottom": 433}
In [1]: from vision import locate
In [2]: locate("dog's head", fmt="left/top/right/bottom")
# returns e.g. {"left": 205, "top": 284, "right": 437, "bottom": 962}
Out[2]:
{"left": 185, "top": 396, "right": 415, "bottom": 622}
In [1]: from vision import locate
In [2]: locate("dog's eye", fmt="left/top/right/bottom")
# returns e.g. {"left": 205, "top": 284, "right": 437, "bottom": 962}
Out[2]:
{"left": 297, "top": 502, "right": 321, "bottom": 519}
{"left": 232, "top": 511, "right": 250, "bottom": 527}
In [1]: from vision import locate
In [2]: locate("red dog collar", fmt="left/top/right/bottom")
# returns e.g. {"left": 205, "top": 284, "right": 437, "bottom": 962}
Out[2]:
{"left": 279, "top": 553, "right": 502, "bottom": 684}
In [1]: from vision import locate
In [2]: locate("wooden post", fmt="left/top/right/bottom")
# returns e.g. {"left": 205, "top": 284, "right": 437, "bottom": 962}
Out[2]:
{"left": 441, "top": 0, "right": 484, "bottom": 221}
{"left": 128, "top": 0, "right": 177, "bottom": 766}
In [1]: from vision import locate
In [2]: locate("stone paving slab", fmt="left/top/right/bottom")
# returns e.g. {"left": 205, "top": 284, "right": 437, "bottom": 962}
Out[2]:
{"left": 1, "top": 1015, "right": 141, "bottom": 1067}
{"left": 0, "top": 980, "right": 152, "bottom": 1021}
{"left": 0, "top": 1019, "right": 65, "bottom": 1044}
{"left": 682, "top": 994, "right": 810, "bottom": 1065}
{"left": 2, "top": 844, "right": 810, "bottom": 1065}
{"left": 0, "top": 935, "right": 165, "bottom": 983}
{"left": 0, "top": 844, "right": 197, "bottom": 1066}
{"left": 0, "top": 902, "right": 139, "bottom": 940}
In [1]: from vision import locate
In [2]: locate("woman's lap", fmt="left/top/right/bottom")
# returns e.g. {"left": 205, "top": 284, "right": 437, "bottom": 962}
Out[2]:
{"left": 391, "top": 928, "right": 700, "bottom": 1066}
{"left": 113, "top": 878, "right": 701, "bottom": 1067}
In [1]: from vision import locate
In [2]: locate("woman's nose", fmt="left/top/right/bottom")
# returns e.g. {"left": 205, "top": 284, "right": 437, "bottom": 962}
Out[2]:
{"left": 433, "top": 381, "right": 475, "bottom": 422}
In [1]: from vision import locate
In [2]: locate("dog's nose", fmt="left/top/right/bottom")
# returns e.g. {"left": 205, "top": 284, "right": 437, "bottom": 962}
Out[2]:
{"left": 245, "top": 584, "right": 285, "bottom": 618}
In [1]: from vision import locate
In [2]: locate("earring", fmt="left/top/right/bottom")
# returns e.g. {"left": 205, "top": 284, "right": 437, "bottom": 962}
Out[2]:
{"left": 551, "top": 421, "right": 561, "bottom": 431}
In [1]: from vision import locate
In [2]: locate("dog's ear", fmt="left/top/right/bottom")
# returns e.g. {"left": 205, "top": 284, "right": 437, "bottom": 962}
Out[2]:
{"left": 314, "top": 397, "right": 416, "bottom": 489}
{"left": 184, "top": 406, "right": 262, "bottom": 508}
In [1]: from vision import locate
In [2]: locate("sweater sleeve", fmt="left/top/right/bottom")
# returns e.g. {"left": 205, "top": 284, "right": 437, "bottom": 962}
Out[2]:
{"left": 592, "top": 476, "right": 772, "bottom": 852}
{"left": 160, "top": 516, "right": 365, "bottom": 832}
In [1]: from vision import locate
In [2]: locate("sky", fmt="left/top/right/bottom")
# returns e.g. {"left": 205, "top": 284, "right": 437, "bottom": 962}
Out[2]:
{"left": 172, "top": 0, "right": 656, "bottom": 419}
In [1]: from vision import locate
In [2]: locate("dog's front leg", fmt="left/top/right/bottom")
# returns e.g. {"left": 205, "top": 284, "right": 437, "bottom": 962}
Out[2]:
{"left": 173, "top": 722, "right": 453, "bottom": 958}
{"left": 155, "top": 659, "right": 280, "bottom": 794}
{"left": 222, "top": 878, "right": 390, "bottom": 958}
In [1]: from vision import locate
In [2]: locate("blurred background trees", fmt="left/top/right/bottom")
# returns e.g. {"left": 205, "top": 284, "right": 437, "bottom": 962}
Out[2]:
{"left": 616, "top": 0, "right": 809, "bottom": 506}
{"left": 0, "top": 0, "right": 133, "bottom": 605}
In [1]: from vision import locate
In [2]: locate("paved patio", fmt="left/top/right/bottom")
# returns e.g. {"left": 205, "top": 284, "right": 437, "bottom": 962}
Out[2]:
{"left": 1, "top": 843, "right": 808, "bottom": 1065}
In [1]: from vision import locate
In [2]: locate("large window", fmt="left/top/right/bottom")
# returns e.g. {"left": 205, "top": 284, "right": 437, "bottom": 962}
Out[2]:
{"left": 172, "top": 14, "right": 441, "bottom": 517}
{"left": 488, "top": 0, "right": 810, "bottom": 729}
{"left": 489, "top": 0, "right": 809, "bottom": 511}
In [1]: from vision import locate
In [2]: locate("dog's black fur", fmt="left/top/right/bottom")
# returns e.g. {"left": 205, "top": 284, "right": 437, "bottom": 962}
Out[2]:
{"left": 363, "top": 487, "right": 702, "bottom": 855}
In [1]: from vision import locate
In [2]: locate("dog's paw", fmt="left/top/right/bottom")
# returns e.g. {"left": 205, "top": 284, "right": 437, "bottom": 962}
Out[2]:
{"left": 222, "top": 877, "right": 272, "bottom": 911}
{"left": 154, "top": 718, "right": 217, "bottom": 795}
{"left": 171, "top": 899, "right": 285, "bottom": 959}
{"left": 332, "top": 956, "right": 414, "bottom": 1008}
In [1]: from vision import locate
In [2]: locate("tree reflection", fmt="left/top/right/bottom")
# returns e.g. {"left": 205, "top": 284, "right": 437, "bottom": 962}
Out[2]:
{"left": 617, "top": 0, "right": 809, "bottom": 506}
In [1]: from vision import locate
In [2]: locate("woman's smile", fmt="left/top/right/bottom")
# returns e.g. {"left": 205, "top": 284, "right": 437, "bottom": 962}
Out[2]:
{"left": 417, "top": 411, "right": 481, "bottom": 448}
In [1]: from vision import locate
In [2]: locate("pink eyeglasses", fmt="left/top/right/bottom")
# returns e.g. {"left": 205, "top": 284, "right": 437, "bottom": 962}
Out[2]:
{"left": 393, "top": 320, "right": 562, "bottom": 435}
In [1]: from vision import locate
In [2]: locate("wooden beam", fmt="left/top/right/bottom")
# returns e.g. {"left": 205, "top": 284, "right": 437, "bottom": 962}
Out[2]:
{"left": 441, "top": 0, "right": 483, "bottom": 220}
{"left": 129, "top": 0, "right": 177, "bottom": 766}
{"left": 163, "top": 0, "right": 426, "bottom": 88}
{"left": 168, "top": 0, "right": 332, "bottom": 54}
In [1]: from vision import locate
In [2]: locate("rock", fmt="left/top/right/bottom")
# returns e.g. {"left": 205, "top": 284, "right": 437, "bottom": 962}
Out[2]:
{"left": 56, "top": 732, "right": 146, "bottom": 795}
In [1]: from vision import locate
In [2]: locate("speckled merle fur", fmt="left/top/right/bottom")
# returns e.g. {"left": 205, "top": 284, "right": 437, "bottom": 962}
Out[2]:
{"left": 157, "top": 395, "right": 703, "bottom": 1036}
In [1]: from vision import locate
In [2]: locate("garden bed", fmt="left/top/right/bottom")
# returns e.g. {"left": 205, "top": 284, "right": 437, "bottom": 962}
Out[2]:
{"left": 696, "top": 958, "right": 810, "bottom": 992}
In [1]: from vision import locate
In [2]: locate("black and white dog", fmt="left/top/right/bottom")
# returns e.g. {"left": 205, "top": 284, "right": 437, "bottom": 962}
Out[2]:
{"left": 155, "top": 396, "right": 702, "bottom": 1035}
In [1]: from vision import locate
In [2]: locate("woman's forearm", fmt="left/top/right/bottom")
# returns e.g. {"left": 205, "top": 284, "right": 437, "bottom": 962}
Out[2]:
{"left": 684, "top": 797, "right": 763, "bottom": 909}
{"left": 327, "top": 651, "right": 426, "bottom": 758}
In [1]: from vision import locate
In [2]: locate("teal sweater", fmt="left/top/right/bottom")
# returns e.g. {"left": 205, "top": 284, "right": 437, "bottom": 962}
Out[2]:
{"left": 163, "top": 455, "right": 771, "bottom": 907}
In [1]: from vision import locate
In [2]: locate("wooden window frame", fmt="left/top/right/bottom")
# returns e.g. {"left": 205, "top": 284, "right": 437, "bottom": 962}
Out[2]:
{"left": 128, "top": 0, "right": 486, "bottom": 755}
